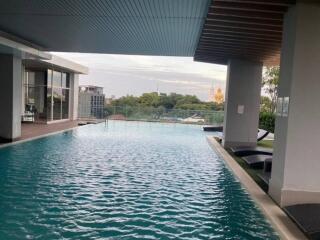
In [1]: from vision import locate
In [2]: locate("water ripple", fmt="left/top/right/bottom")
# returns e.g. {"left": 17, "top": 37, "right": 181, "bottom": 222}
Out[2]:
{"left": 0, "top": 121, "right": 278, "bottom": 239}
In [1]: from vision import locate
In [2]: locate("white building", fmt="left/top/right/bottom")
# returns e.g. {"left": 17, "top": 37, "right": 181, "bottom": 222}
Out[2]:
{"left": 78, "top": 85, "right": 105, "bottom": 119}
{"left": 22, "top": 55, "right": 88, "bottom": 124}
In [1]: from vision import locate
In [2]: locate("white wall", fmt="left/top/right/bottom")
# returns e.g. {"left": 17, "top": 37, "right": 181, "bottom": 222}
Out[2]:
{"left": 223, "top": 59, "right": 262, "bottom": 147}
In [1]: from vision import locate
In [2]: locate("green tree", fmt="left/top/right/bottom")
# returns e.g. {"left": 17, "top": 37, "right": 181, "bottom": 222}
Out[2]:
{"left": 106, "top": 92, "right": 224, "bottom": 111}
{"left": 139, "top": 92, "right": 160, "bottom": 107}
{"left": 262, "top": 66, "right": 279, "bottom": 113}
{"left": 260, "top": 96, "right": 273, "bottom": 113}
{"left": 111, "top": 95, "right": 139, "bottom": 107}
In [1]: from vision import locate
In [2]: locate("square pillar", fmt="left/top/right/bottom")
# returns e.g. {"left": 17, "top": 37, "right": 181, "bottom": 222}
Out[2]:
{"left": 269, "top": 2, "right": 320, "bottom": 206}
{"left": 223, "top": 59, "right": 263, "bottom": 148}
{"left": 70, "top": 73, "right": 79, "bottom": 120}
{"left": 0, "top": 54, "right": 22, "bottom": 140}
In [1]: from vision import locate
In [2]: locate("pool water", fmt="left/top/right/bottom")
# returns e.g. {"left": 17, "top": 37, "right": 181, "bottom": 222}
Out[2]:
{"left": 0, "top": 121, "right": 278, "bottom": 239}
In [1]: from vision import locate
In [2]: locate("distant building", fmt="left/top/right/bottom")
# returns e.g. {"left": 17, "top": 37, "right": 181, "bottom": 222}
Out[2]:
{"left": 78, "top": 85, "right": 105, "bottom": 119}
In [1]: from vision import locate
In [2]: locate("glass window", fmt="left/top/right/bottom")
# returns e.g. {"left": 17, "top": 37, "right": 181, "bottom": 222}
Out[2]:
{"left": 26, "top": 71, "right": 46, "bottom": 86}
{"left": 62, "top": 73, "right": 70, "bottom": 88}
{"left": 62, "top": 89, "right": 69, "bottom": 119}
{"left": 25, "top": 86, "right": 35, "bottom": 105}
{"left": 24, "top": 70, "right": 47, "bottom": 122}
{"left": 47, "top": 69, "right": 52, "bottom": 88}
{"left": 34, "top": 72, "right": 46, "bottom": 85}
{"left": 47, "top": 87, "right": 52, "bottom": 121}
{"left": 52, "top": 71, "right": 61, "bottom": 87}
{"left": 53, "top": 88, "right": 62, "bottom": 120}
{"left": 24, "top": 69, "right": 70, "bottom": 122}
{"left": 24, "top": 86, "right": 47, "bottom": 120}
{"left": 27, "top": 72, "right": 35, "bottom": 85}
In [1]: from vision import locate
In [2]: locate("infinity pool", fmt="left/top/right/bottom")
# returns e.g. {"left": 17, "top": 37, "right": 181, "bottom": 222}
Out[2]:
{"left": 0, "top": 121, "right": 278, "bottom": 239}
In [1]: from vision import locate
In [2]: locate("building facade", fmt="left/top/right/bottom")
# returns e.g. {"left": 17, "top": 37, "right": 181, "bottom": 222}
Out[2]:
{"left": 78, "top": 85, "right": 105, "bottom": 119}
{"left": 21, "top": 56, "right": 88, "bottom": 124}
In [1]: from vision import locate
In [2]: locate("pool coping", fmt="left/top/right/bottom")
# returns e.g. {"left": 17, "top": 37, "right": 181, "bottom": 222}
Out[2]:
{"left": 206, "top": 136, "right": 307, "bottom": 240}
{"left": 0, "top": 126, "right": 81, "bottom": 149}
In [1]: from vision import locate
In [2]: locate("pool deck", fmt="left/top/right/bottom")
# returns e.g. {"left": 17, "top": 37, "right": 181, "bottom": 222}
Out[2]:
{"left": 21, "top": 121, "right": 80, "bottom": 140}
{"left": 0, "top": 121, "right": 80, "bottom": 147}
{"left": 207, "top": 136, "right": 307, "bottom": 240}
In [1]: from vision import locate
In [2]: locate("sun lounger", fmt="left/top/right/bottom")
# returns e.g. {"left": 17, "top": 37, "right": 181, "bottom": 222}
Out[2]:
{"left": 257, "top": 172, "right": 271, "bottom": 185}
{"left": 210, "top": 128, "right": 269, "bottom": 143}
{"left": 242, "top": 155, "right": 272, "bottom": 168}
{"left": 230, "top": 146, "right": 273, "bottom": 157}
{"left": 284, "top": 204, "right": 320, "bottom": 239}
{"left": 257, "top": 129, "right": 269, "bottom": 142}
{"left": 203, "top": 126, "right": 223, "bottom": 132}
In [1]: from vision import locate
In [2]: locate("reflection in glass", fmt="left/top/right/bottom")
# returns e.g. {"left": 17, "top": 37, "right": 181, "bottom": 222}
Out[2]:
{"left": 24, "top": 69, "right": 70, "bottom": 122}
{"left": 47, "top": 87, "right": 52, "bottom": 121}
{"left": 52, "top": 71, "right": 61, "bottom": 87}
{"left": 62, "top": 89, "right": 69, "bottom": 119}
{"left": 53, "top": 88, "right": 62, "bottom": 120}
{"left": 62, "top": 73, "right": 70, "bottom": 88}
{"left": 24, "top": 71, "right": 47, "bottom": 121}
{"left": 47, "top": 69, "right": 52, "bottom": 88}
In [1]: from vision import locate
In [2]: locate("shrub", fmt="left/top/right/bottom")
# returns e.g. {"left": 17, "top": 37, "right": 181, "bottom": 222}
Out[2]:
{"left": 259, "top": 112, "right": 275, "bottom": 133}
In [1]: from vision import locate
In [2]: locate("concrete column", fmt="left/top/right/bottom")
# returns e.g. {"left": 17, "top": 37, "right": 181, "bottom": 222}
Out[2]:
{"left": 70, "top": 73, "right": 79, "bottom": 120}
{"left": 0, "top": 54, "right": 22, "bottom": 140}
{"left": 223, "top": 59, "right": 263, "bottom": 148}
{"left": 269, "top": 2, "right": 320, "bottom": 207}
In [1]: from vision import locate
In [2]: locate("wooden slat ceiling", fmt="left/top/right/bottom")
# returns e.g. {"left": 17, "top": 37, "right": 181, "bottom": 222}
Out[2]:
{"left": 194, "top": 0, "right": 295, "bottom": 66}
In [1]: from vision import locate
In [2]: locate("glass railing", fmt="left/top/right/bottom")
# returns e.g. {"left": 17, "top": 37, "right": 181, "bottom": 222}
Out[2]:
{"left": 82, "top": 106, "right": 224, "bottom": 125}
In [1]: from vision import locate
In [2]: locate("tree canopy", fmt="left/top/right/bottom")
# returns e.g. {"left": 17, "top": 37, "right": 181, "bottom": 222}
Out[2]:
{"left": 262, "top": 66, "right": 279, "bottom": 113}
{"left": 108, "top": 92, "right": 224, "bottom": 111}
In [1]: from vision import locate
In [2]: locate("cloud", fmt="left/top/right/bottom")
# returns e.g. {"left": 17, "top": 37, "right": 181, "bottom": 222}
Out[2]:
{"left": 52, "top": 52, "right": 227, "bottom": 101}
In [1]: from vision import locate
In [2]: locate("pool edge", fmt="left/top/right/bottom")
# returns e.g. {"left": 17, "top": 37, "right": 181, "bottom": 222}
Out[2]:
{"left": 206, "top": 136, "right": 306, "bottom": 240}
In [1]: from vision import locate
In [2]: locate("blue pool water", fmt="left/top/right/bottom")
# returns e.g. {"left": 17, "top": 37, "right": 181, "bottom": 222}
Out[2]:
{"left": 0, "top": 121, "right": 278, "bottom": 239}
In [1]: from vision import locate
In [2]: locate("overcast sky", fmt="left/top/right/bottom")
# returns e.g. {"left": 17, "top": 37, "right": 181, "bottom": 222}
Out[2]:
{"left": 54, "top": 53, "right": 227, "bottom": 101}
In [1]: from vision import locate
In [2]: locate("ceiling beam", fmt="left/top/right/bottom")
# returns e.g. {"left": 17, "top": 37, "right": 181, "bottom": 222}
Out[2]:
{"left": 202, "top": 24, "right": 282, "bottom": 35}
{"left": 213, "top": 0, "right": 295, "bottom": 7}
{"left": 206, "top": 15, "right": 283, "bottom": 27}
{"left": 195, "top": 52, "right": 264, "bottom": 62}
{"left": 196, "top": 47, "right": 277, "bottom": 58}
{"left": 202, "top": 29, "right": 282, "bottom": 41}
{"left": 199, "top": 37, "right": 281, "bottom": 47}
{"left": 194, "top": 0, "right": 290, "bottom": 66}
{"left": 205, "top": 20, "right": 282, "bottom": 32}
{"left": 198, "top": 43, "right": 280, "bottom": 53}
{"left": 208, "top": 8, "right": 284, "bottom": 20}
{"left": 211, "top": 1, "right": 288, "bottom": 13}
{"left": 200, "top": 33, "right": 282, "bottom": 43}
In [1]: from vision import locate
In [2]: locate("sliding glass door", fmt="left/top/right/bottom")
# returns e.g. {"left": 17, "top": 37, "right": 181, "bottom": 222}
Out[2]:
{"left": 47, "top": 70, "right": 70, "bottom": 121}
{"left": 24, "top": 71, "right": 47, "bottom": 121}
{"left": 24, "top": 69, "right": 71, "bottom": 123}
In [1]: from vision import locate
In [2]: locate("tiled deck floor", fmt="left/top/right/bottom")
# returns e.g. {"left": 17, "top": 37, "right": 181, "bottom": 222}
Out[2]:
{"left": 20, "top": 121, "right": 80, "bottom": 141}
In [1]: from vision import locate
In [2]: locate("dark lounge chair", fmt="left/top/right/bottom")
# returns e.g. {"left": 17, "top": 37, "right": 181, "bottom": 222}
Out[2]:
{"left": 284, "top": 204, "right": 320, "bottom": 239}
{"left": 257, "top": 172, "right": 271, "bottom": 185}
{"left": 230, "top": 146, "right": 273, "bottom": 157}
{"left": 203, "top": 126, "right": 223, "bottom": 132}
{"left": 204, "top": 127, "right": 269, "bottom": 141}
{"left": 242, "top": 155, "right": 272, "bottom": 168}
